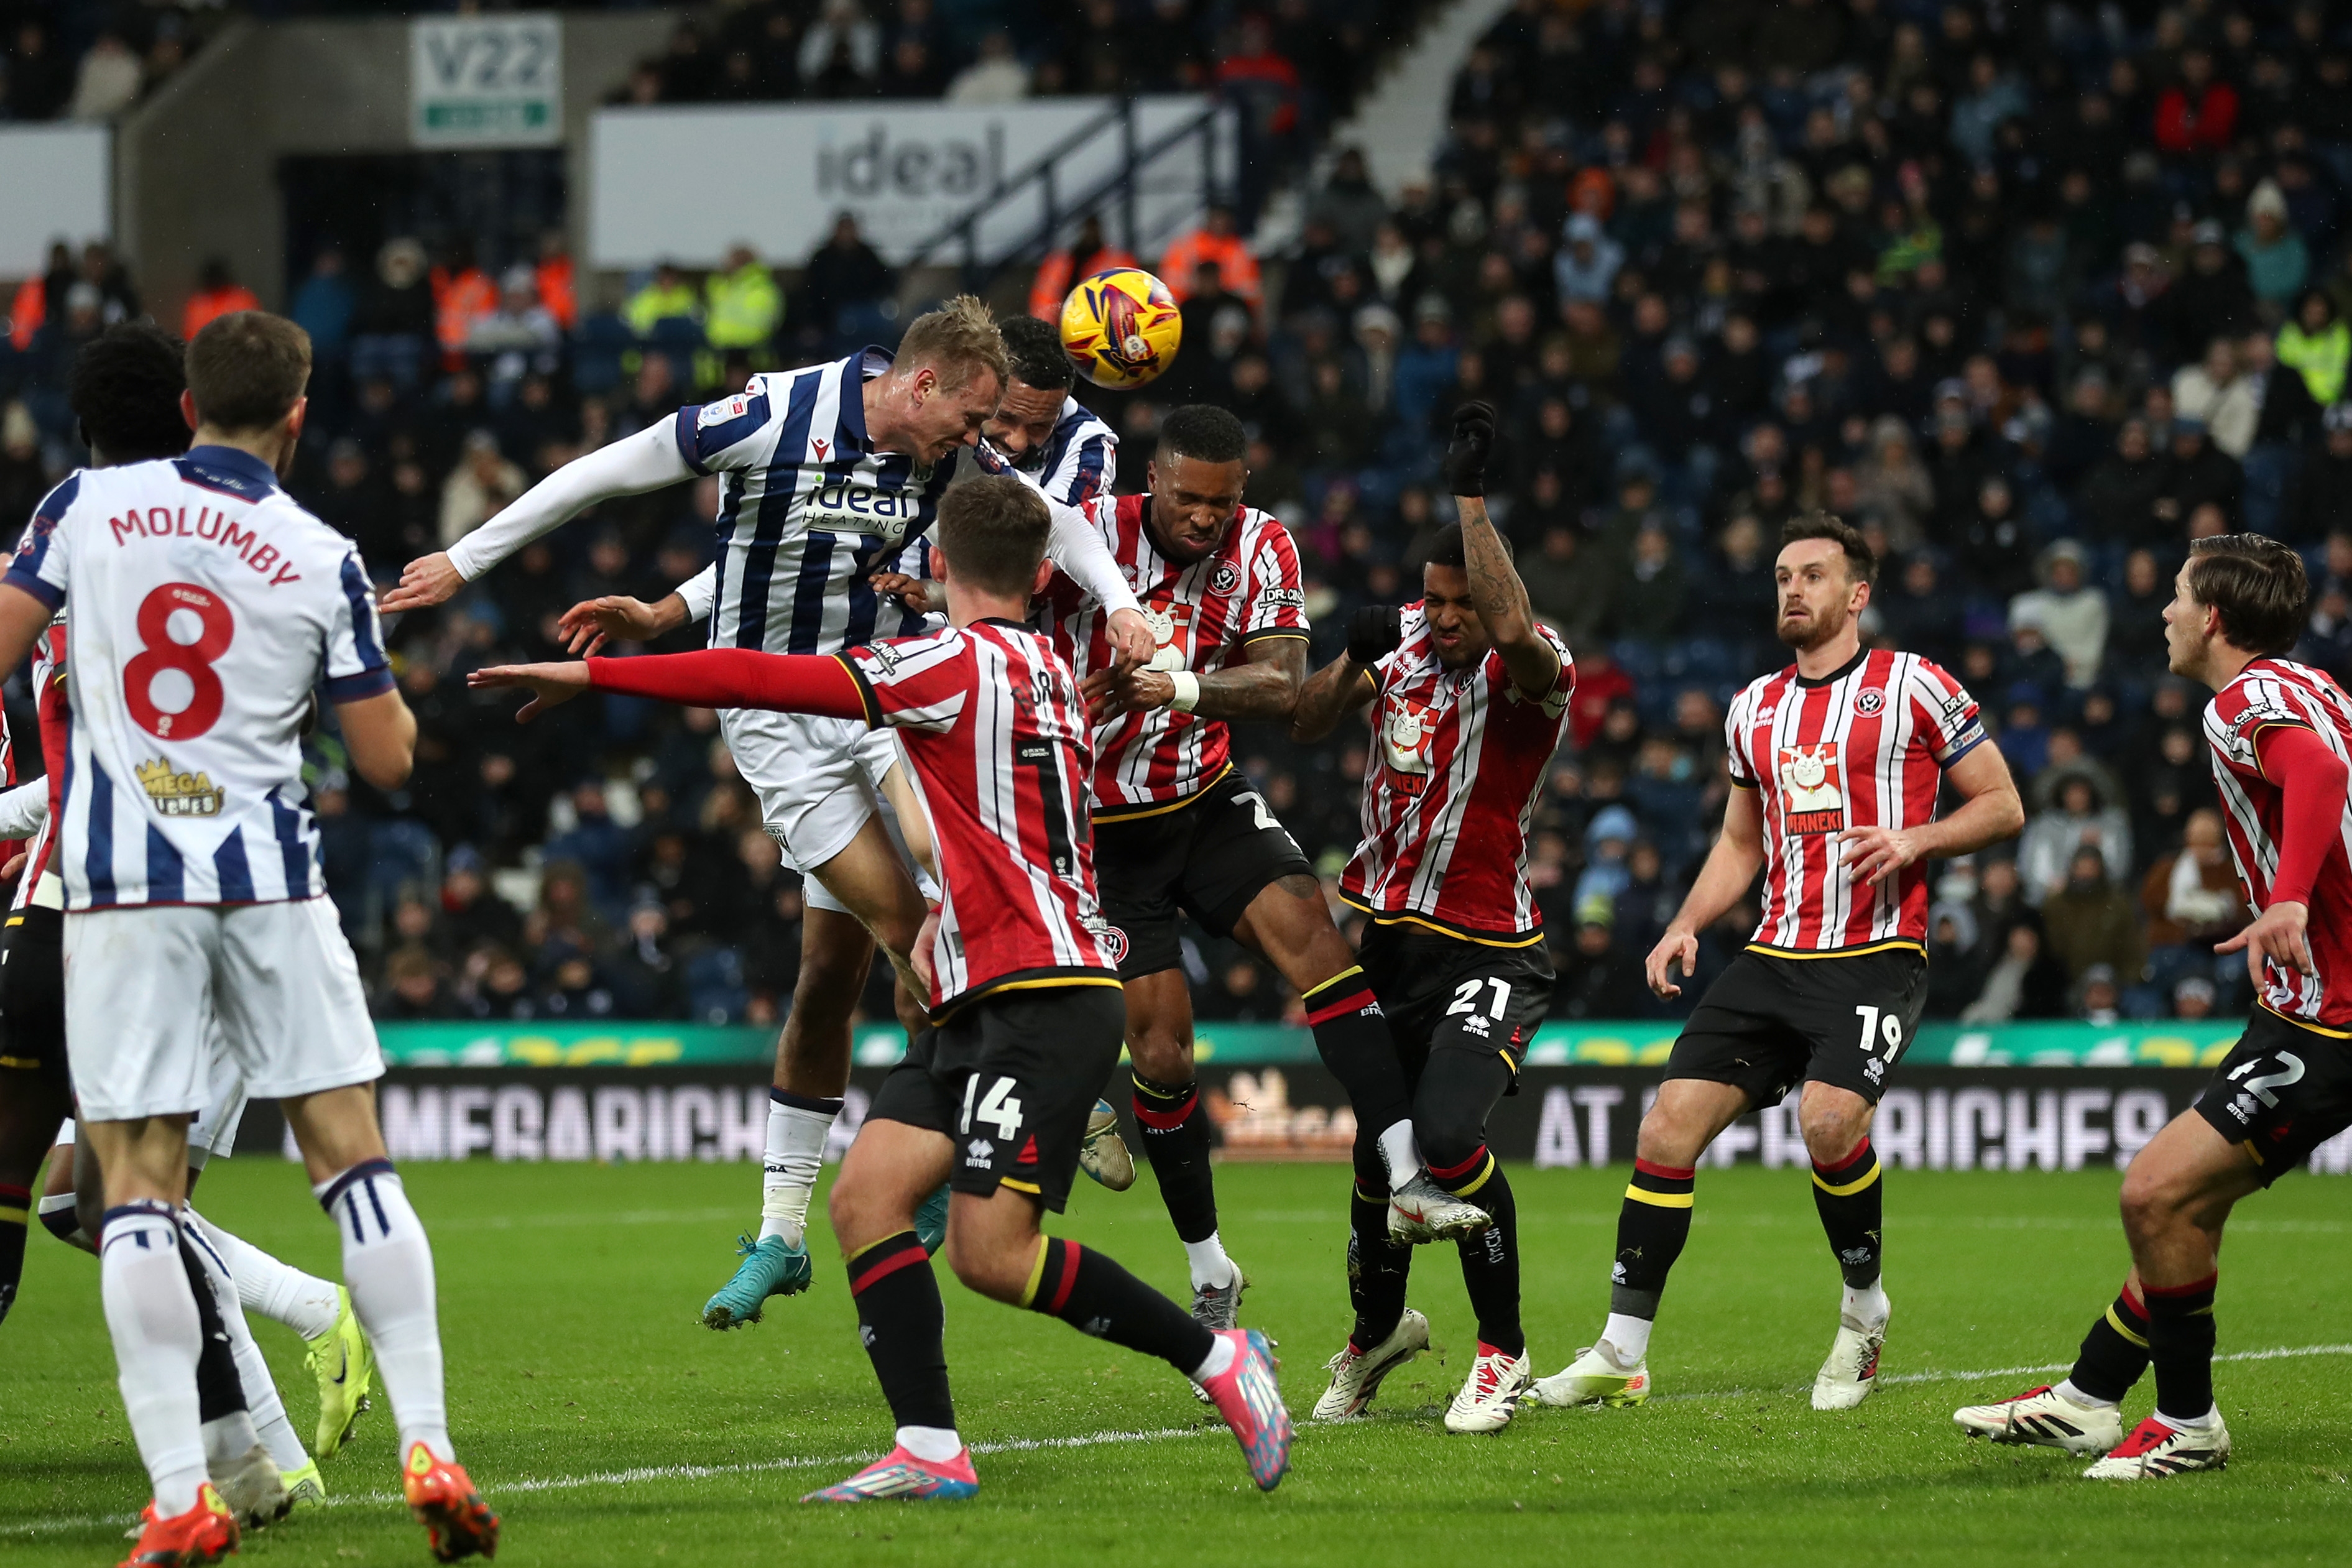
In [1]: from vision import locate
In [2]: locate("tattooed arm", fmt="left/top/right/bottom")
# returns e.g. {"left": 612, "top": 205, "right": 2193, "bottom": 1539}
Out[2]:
{"left": 1444, "top": 402, "right": 1562, "bottom": 699}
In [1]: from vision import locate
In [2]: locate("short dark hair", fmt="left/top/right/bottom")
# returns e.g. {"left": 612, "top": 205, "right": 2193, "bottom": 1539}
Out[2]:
{"left": 1781, "top": 511, "right": 1878, "bottom": 588}
{"left": 1424, "top": 521, "right": 1512, "bottom": 570}
{"left": 71, "top": 322, "right": 189, "bottom": 463}
{"left": 937, "top": 475, "right": 1051, "bottom": 594}
{"left": 1158, "top": 404, "right": 1248, "bottom": 465}
{"left": 1001, "top": 314, "right": 1074, "bottom": 392}
{"left": 185, "top": 311, "right": 311, "bottom": 434}
{"left": 2187, "top": 532, "right": 2308, "bottom": 655}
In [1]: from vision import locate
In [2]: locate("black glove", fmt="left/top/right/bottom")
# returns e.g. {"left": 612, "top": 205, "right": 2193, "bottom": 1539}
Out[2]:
{"left": 1349, "top": 605, "right": 1403, "bottom": 665}
{"left": 1443, "top": 400, "right": 1498, "bottom": 497}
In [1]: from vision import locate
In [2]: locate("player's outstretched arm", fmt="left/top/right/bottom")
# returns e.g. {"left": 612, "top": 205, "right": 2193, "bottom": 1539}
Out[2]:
{"left": 1836, "top": 740, "right": 2025, "bottom": 888}
{"left": 1443, "top": 402, "right": 1561, "bottom": 699}
{"left": 1648, "top": 784, "right": 1767, "bottom": 997}
{"left": 1036, "top": 487, "right": 1153, "bottom": 666}
{"left": 471, "top": 648, "right": 870, "bottom": 724}
{"left": 382, "top": 422, "right": 696, "bottom": 612}
{"left": 338, "top": 689, "right": 418, "bottom": 791}
{"left": 1290, "top": 607, "right": 1398, "bottom": 742}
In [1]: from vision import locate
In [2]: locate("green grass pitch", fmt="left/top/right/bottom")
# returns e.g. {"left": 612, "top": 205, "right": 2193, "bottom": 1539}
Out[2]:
{"left": 7, "top": 1158, "right": 2352, "bottom": 1566}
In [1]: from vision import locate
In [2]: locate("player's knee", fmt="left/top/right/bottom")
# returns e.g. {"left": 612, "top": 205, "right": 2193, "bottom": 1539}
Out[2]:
{"left": 942, "top": 1229, "right": 1025, "bottom": 1303}
{"left": 2117, "top": 1162, "right": 2189, "bottom": 1242}
{"left": 1127, "top": 1025, "right": 1192, "bottom": 1086}
{"left": 1799, "top": 1105, "right": 1870, "bottom": 1166}
{"left": 1635, "top": 1105, "right": 1709, "bottom": 1169}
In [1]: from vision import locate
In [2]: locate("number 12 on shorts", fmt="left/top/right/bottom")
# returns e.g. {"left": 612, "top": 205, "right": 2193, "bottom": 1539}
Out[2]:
{"left": 961, "top": 1075, "right": 1024, "bottom": 1140}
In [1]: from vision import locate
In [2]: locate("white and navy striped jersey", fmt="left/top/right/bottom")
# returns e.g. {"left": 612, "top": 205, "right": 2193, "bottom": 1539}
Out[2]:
{"left": 2203, "top": 655, "right": 2352, "bottom": 1029}
{"left": 5, "top": 448, "right": 392, "bottom": 908}
{"left": 681, "top": 348, "right": 944, "bottom": 655}
{"left": 1017, "top": 394, "right": 1116, "bottom": 507}
{"left": 839, "top": 620, "right": 1120, "bottom": 1015}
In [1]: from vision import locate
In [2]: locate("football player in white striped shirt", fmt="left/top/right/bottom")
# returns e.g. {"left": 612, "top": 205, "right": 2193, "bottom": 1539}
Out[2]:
{"left": 385, "top": 300, "right": 1151, "bottom": 1330}
{"left": 0, "top": 313, "right": 496, "bottom": 1564}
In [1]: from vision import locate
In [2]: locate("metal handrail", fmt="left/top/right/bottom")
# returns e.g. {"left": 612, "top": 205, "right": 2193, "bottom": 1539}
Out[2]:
{"left": 901, "top": 95, "right": 1229, "bottom": 282}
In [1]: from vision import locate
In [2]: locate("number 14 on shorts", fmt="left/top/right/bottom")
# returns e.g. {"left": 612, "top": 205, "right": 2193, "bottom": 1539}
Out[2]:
{"left": 961, "top": 1076, "right": 1025, "bottom": 1141}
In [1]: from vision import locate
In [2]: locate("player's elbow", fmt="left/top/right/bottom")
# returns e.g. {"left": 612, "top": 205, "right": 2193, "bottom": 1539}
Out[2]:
{"left": 338, "top": 691, "right": 418, "bottom": 791}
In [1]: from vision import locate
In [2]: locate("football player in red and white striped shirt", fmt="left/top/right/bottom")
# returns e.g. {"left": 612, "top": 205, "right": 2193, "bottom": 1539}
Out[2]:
{"left": 1538, "top": 514, "right": 2022, "bottom": 1419}
{"left": 1290, "top": 402, "right": 1574, "bottom": 1432}
{"left": 1038, "top": 405, "right": 1460, "bottom": 1330}
{"left": 471, "top": 476, "right": 1291, "bottom": 1501}
{"left": 1955, "top": 535, "right": 2352, "bottom": 1480}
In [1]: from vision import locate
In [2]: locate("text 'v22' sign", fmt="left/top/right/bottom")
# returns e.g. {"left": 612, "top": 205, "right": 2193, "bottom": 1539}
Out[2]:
{"left": 412, "top": 14, "right": 563, "bottom": 149}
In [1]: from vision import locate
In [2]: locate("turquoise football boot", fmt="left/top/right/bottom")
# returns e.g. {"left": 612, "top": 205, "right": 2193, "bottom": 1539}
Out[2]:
{"left": 914, "top": 1186, "right": 951, "bottom": 1253}
{"left": 701, "top": 1234, "right": 813, "bottom": 1329}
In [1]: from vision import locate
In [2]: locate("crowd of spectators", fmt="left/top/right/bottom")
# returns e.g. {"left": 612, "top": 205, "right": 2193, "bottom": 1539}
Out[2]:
{"left": 2, "top": 0, "right": 2341, "bottom": 1034}
{"left": 0, "top": 2, "right": 211, "bottom": 122}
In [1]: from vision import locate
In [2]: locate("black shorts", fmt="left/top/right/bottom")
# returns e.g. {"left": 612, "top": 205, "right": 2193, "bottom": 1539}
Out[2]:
{"left": 866, "top": 985, "right": 1125, "bottom": 1212}
{"left": 1358, "top": 921, "right": 1553, "bottom": 1089}
{"left": 1092, "top": 770, "right": 1315, "bottom": 979}
{"left": 0, "top": 906, "right": 65, "bottom": 1092}
{"left": 1666, "top": 945, "right": 1927, "bottom": 1109}
{"left": 2192, "top": 1008, "right": 2352, "bottom": 1186}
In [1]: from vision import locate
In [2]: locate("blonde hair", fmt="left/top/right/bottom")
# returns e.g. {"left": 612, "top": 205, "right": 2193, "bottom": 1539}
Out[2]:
{"left": 894, "top": 293, "right": 1008, "bottom": 394}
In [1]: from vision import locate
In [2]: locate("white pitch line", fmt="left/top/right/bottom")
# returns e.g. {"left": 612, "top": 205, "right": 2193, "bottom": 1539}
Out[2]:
{"left": 13, "top": 1344, "right": 2352, "bottom": 1539}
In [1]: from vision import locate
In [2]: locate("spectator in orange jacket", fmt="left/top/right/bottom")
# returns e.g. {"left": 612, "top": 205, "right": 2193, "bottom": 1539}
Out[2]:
{"left": 535, "top": 229, "right": 577, "bottom": 333}
{"left": 431, "top": 241, "right": 498, "bottom": 359}
{"left": 1028, "top": 214, "right": 1138, "bottom": 320}
{"left": 1160, "top": 205, "right": 1260, "bottom": 315}
{"left": 181, "top": 257, "right": 262, "bottom": 340}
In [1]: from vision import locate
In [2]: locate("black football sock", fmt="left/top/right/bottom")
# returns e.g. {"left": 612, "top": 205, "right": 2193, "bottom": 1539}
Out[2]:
{"left": 2144, "top": 1272, "right": 2219, "bottom": 1423}
{"left": 1810, "top": 1137, "right": 1884, "bottom": 1291}
{"left": 1347, "top": 1181, "right": 1413, "bottom": 1352}
{"left": 180, "top": 1238, "right": 247, "bottom": 1421}
{"left": 1301, "top": 968, "right": 1415, "bottom": 1138}
{"left": 847, "top": 1230, "right": 956, "bottom": 1432}
{"left": 2065, "top": 1281, "right": 2151, "bottom": 1404}
{"left": 1610, "top": 1160, "right": 1696, "bottom": 1319}
{"left": 1453, "top": 1163, "right": 1523, "bottom": 1358}
{"left": 0, "top": 1184, "right": 26, "bottom": 1326}
{"left": 1131, "top": 1074, "right": 1219, "bottom": 1245}
{"left": 1023, "top": 1237, "right": 1215, "bottom": 1374}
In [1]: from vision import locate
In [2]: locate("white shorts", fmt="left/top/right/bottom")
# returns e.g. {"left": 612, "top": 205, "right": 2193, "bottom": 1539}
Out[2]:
{"left": 52, "top": 1032, "right": 244, "bottom": 1163}
{"left": 721, "top": 707, "right": 936, "bottom": 916}
{"left": 64, "top": 897, "right": 383, "bottom": 1123}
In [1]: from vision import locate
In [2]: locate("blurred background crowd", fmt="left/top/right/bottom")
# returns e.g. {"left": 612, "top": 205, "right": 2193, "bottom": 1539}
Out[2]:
{"left": 0, "top": 0, "right": 2336, "bottom": 1035}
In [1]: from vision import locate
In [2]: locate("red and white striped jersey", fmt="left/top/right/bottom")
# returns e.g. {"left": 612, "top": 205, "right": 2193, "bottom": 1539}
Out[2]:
{"left": 1725, "top": 648, "right": 1986, "bottom": 954}
{"left": 839, "top": 619, "right": 1121, "bottom": 1016}
{"left": 1041, "top": 493, "right": 1307, "bottom": 817}
{"left": 11, "top": 618, "right": 65, "bottom": 912}
{"left": 2202, "top": 656, "right": 2352, "bottom": 1030}
{"left": 1340, "top": 609, "right": 1573, "bottom": 943}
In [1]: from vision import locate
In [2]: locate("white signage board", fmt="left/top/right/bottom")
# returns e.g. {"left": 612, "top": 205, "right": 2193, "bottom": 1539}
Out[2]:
{"left": 588, "top": 96, "right": 1228, "bottom": 269}
{"left": 0, "top": 126, "right": 109, "bottom": 275}
{"left": 412, "top": 14, "right": 563, "bottom": 148}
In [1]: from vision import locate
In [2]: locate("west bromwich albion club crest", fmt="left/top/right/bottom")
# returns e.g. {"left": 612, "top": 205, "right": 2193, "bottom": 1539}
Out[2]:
{"left": 1778, "top": 742, "right": 1845, "bottom": 834}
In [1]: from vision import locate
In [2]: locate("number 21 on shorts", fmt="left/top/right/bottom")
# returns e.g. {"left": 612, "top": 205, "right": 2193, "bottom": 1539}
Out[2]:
{"left": 126, "top": 582, "right": 234, "bottom": 740}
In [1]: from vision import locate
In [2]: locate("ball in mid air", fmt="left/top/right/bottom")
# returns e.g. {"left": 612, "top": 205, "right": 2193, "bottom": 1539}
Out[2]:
{"left": 1059, "top": 266, "right": 1183, "bottom": 390}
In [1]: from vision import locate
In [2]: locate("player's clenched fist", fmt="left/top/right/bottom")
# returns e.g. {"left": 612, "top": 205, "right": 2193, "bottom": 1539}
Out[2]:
{"left": 1442, "top": 400, "right": 1498, "bottom": 497}
{"left": 1349, "top": 606, "right": 1402, "bottom": 666}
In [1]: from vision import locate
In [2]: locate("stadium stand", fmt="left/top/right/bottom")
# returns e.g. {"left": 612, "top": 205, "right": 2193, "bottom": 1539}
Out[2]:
{"left": 0, "top": 0, "right": 2331, "bottom": 1034}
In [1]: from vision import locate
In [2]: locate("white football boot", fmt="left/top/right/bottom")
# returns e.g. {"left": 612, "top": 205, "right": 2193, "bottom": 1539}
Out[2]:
{"left": 1531, "top": 1340, "right": 1651, "bottom": 1408}
{"left": 1311, "top": 1308, "right": 1430, "bottom": 1421}
{"left": 1811, "top": 1301, "right": 1890, "bottom": 1410}
{"left": 1953, "top": 1383, "right": 2124, "bottom": 1454}
{"left": 1444, "top": 1342, "right": 1533, "bottom": 1434}
{"left": 2083, "top": 1412, "right": 2231, "bottom": 1479}
{"left": 1387, "top": 1173, "right": 1492, "bottom": 1243}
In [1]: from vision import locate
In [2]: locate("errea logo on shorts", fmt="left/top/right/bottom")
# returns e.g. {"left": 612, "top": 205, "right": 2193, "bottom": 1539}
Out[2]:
{"left": 965, "top": 1138, "right": 994, "bottom": 1168}
{"left": 137, "top": 757, "right": 224, "bottom": 816}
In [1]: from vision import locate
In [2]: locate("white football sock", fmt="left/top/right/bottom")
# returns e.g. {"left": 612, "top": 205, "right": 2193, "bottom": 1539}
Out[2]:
{"left": 188, "top": 1209, "right": 340, "bottom": 1341}
{"left": 895, "top": 1424, "right": 963, "bottom": 1463}
{"left": 2157, "top": 1404, "right": 2219, "bottom": 1431}
{"left": 1182, "top": 1233, "right": 1236, "bottom": 1293}
{"left": 1601, "top": 1312, "right": 1653, "bottom": 1364}
{"left": 316, "top": 1161, "right": 451, "bottom": 1463}
{"left": 199, "top": 1410, "right": 263, "bottom": 1472}
{"left": 760, "top": 1094, "right": 839, "bottom": 1247}
{"left": 100, "top": 1202, "right": 210, "bottom": 1516}
{"left": 1191, "top": 1332, "right": 1237, "bottom": 1383}
{"left": 1842, "top": 1280, "right": 1890, "bottom": 1329}
{"left": 2054, "top": 1378, "right": 2117, "bottom": 1409}
{"left": 1375, "top": 1120, "right": 1421, "bottom": 1188}
{"left": 183, "top": 1216, "right": 310, "bottom": 1472}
